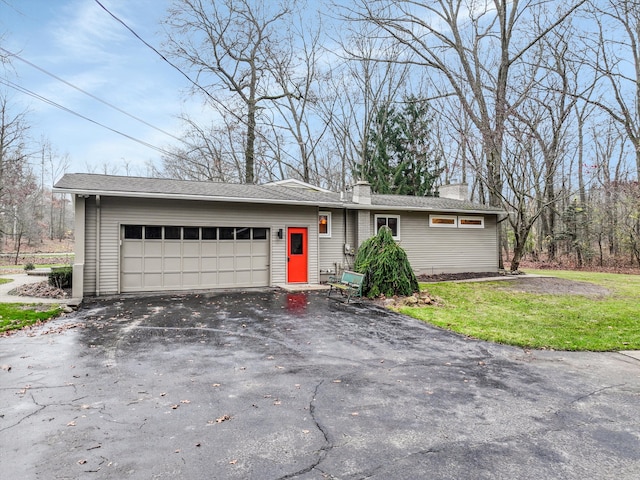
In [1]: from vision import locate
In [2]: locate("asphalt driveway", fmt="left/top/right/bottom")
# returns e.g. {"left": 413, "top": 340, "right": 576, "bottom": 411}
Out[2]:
{"left": 1, "top": 289, "right": 639, "bottom": 479}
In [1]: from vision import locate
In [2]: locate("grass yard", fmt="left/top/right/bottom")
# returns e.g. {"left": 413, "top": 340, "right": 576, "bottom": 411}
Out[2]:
{"left": 0, "top": 276, "right": 63, "bottom": 333}
{"left": 399, "top": 269, "right": 640, "bottom": 351}
{"left": 0, "top": 304, "right": 63, "bottom": 333}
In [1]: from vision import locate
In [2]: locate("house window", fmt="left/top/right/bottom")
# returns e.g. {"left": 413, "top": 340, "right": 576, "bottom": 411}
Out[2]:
{"left": 165, "top": 226, "right": 181, "bottom": 239}
{"left": 429, "top": 215, "right": 458, "bottom": 228}
{"left": 183, "top": 227, "right": 200, "bottom": 240}
{"left": 145, "top": 226, "right": 162, "bottom": 239}
{"left": 458, "top": 216, "right": 484, "bottom": 228}
{"left": 124, "top": 225, "right": 143, "bottom": 239}
{"left": 375, "top": 214, "right": 400, "bottom": 239}
{"left": 319, "top": 212, "right": 331, "bottom": 238}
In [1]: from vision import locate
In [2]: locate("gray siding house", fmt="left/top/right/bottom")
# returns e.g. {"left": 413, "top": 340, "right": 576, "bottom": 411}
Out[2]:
{"left": 54, "top": 174, "right": 504, "bottom": 299}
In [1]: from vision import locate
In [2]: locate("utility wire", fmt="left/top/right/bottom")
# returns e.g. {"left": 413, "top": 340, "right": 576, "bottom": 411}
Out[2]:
{"left": 0, "top": 76, "right": 176, "bottom": 158}
{"left": 0, "top": 46, "right": 184, "bottom": 144}
{"left": 93, "top": 0, "right": 221, "bottom": 109}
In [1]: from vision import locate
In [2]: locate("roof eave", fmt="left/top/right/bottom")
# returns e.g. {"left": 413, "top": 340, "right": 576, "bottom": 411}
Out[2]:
{"left": 53, "top": 187, "right": 344, "bottom": 209}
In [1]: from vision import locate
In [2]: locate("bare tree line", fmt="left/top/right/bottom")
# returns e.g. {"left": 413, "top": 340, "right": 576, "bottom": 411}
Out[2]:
{"left": 2, "top": 0, "right": 640, "bottom": 270}
{"left": 152, "top": 0, "right": 640, "bottom": 270}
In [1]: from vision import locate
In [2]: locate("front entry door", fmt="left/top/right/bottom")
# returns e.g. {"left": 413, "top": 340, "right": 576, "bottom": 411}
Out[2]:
{"left": 287, "top": 227, "right": 308, "bottom": 283}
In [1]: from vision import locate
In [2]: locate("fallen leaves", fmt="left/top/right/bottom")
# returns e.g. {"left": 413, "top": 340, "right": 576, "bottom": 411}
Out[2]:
{"left": 215, "top": 414, "right": 231, "bottom": 423}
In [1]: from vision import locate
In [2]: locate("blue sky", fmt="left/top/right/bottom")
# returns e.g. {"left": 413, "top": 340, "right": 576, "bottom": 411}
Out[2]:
{"left": 1, "top": 0, "right": 199, "bottom": 180}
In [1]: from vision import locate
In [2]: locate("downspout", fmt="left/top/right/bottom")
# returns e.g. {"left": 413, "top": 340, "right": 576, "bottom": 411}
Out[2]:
{"left": 96, "top": 195, "right": 101, "bottom": 296}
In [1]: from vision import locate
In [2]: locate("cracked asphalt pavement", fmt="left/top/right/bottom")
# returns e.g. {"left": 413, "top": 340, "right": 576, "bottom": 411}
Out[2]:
{"left": 1, "top": 289, "right": 640, "bottom": 479}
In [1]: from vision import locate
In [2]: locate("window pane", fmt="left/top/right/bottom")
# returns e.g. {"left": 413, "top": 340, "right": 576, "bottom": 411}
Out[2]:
{"left": 376, "top": 217, "right": 387, "bottom": 232}
{"left": 253, "top": 228, "right": 267, "bottom": 240}
{"left": 184, "top": 227, "right": 200, "bottom": 240}
{"left": 124, "top": 225, "right": 142, "bottom": 239}
{"left": 387, "top": 217, "right": 398, "bottom": 236}
{"left": 145, "top": 226, "right": 162, "bottom": 239}
{"left": 165, "top": 226, "right": 181, "bottom": 239}
{"left": 290, "top": 233, "right": 303, "bottom": 255}
{"left": 202, "top": 227, "right": 217, "bottom": 240}
{"left": 319, "top": 215, "right": 328, "bottom": 234}
{"left": 219, "top": 227, "right": 234, "bottom": 240}
{"left": 236, "top": 227, "right": 251, "bottom": 240}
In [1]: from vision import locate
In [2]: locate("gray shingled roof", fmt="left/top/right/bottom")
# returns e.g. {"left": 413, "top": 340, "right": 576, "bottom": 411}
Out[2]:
{"left": 54, "top": 173, "right": 503, "bottom": 214}
{"left": 372, "top": 193, "right": 501, "bottom": 213}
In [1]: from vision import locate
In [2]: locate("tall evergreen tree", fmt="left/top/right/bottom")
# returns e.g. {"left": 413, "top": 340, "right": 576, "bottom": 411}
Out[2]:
{"left": 356, "top": 96, "right": 442, "bottom": 196}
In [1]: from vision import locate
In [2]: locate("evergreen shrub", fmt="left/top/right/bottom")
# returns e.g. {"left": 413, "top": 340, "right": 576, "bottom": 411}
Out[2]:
{"left": 354, "top": 226, "right": 419, "bottom": 298}
{"left": 49, "top": 266, "right": 73, "bottom": 289}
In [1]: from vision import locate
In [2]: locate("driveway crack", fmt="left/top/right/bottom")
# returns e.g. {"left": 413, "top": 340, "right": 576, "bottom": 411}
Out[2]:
{"left": 0, "top": 392, "right": 46, "bottom": 433}
{"left": 275, "top": 380, "right": 333, "bottom": 479}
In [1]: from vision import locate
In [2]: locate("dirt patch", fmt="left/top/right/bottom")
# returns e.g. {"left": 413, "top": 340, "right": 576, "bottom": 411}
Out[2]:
{"left": 493, "top": 277, "right": 611, "bottom": 297}
{"left": 417, "top": 271, "right": 506, "bottom": 282}
{"left": 417, "top": 271, "right": 610, "bottom": 297}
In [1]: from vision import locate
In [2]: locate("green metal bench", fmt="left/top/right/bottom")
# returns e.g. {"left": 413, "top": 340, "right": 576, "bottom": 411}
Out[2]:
{"left": 327, "top": 270, "right": 365, "bottom": 303}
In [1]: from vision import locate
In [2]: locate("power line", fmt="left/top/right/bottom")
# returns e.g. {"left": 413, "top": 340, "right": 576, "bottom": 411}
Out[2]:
{"left": 0, "top": 76, "right": 177, "bottom": 158}
{"left": 0, "top": 46, "right": 184, "bottom": 144}
{"left": 93, "top": 0, "right": 222, "bottom": 109}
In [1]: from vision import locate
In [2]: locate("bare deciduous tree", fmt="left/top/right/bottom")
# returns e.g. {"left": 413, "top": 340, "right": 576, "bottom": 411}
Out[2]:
{"left": 164, "top": 0, "right": 300, "bottom": 183}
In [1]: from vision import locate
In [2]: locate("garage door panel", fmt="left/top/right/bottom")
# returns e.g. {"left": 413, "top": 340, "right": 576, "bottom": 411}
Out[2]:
{"left": 218, "top": 271, "right": 235, "bottom": 285}
{"left": 164, "top": 272, "right": 181, "bottom": 286}
{"left": 144, "top": 273, "right": 163, "bottom": 288}
{"left": 165, "top": 242, "right": 181, "bottom": 255}
{"left": 202, "top": 243, "right": 217, "bottom": 255}
{"left": 236, "top": 270, "right": 252, "bottom": 284}
{"left": 236, "top": 256, "right": 252, "bottom": 269}
{"left": 164, "top": 257, "right": 182, "bottom": 271}
{"left": 144, "top": 257, "right": 162, "bottom": 272}
{"left": 219, "top": 256, "right": 235, "bottom": 269}
{"left": 122, "top": 226, "right": 270, "bottom": 292}
{"left": 183, "top": 272, "right": 200, "bottom": 286}
{"left": 183, "top": 257, "right": 200, "bottom": 270}
{"left": 145, "top": 242, "right": 162, "bottom": 255}
{"left": 122, "top": 258, "right": 142, "bottom": 272}
{"left": 122, "top": 273, "right": 142, "bottom": 289}
{"left": 219, "top": 243, "right": 235, "bottom": 255}
{"left": 201, "top": 272, "right": 218, "bottom": 284}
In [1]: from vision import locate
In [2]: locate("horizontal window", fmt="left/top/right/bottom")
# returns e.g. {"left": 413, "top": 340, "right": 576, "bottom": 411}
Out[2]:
{"left": 429, "top": 215, "right": 485, "bottom": 228}
{"left": 123, "top": 226, "right": 270, "bottom": 241}
{"left": 165, "top": 226, "right": 181, "bottom": 240}
{"left": 429, "top": 215, "right": 457, "bottom": 228}
{"left": 145, "top": 226, "right": 162, "bottom": 239}
{"left": 253, "top": 228, "right": 268, "bottom": 240}
{"left": 236, "top": 227, "right": 251, "bottom": 240}
{"left": 202, "top": 227, "right": 217, "bottom": 240}
{"left": 458, "top": 216, "right": 484, "bottom": 228}
{"left": 183, "top": 227, "right": 200, "bottom": 240}
{"left": 124, "top": 225, "right": 143, "bottom": 239}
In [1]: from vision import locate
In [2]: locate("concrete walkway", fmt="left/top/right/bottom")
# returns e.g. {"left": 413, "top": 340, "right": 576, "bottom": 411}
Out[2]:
{"left": 0, "top": 273, "right": 78, "bottom": 306}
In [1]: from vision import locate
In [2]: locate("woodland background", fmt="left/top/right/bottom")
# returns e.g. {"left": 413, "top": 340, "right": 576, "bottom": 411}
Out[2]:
{"left": 1, "top": 0, "right": 639, "bottom": 272}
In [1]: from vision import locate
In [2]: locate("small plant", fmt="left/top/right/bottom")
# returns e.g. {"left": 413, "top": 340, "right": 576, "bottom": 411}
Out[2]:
{"left": 24, "top": 262, "right": 35, "bottom": 271}
{"left": 354, "top": 226, "right": 419, "bottom": 298}
{"left": 49, "top": 266, "right": 73, "bottom": 289}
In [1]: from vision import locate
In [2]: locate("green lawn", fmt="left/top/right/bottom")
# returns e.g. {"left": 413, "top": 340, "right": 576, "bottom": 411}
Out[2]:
{"left": 0, "top": 304, "right": 63, "bottom": 333}
{"left": 398, "top": 270, "right": 640, "bottom": 351}
{"left": 0, "top": 276, "right": 63, "bottom": 332}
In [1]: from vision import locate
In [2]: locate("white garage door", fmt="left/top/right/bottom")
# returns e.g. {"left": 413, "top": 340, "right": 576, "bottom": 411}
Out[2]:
{"left": 121, "top": 225, "right": 270, "bottom": 292}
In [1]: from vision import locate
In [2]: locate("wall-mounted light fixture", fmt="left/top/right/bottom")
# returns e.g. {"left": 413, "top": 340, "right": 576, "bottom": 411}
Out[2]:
{"left": 277, "top": 228, "right": 284, "bottom": 239}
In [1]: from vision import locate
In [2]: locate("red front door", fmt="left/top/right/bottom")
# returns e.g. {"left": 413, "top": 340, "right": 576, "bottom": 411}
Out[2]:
{"left": 287, "top": 227, "right": 308, "bottom": 283}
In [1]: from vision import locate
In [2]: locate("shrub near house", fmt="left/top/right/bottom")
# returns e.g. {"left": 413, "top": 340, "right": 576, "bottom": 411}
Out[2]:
{"left": 354, "top": 226, "right": 419, "bottom": 298}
